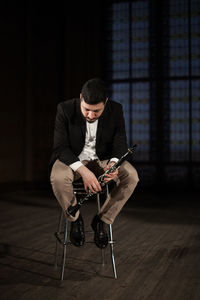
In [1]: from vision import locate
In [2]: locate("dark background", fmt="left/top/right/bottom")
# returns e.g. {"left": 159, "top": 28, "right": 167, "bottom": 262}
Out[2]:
{"left": 0, "top": 1, "right": 106, "bottom": 186}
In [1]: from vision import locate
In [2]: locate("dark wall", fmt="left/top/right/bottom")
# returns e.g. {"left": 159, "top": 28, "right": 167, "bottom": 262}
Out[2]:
{"left": 0, "top": 1, "right": 105, "bottom": 184}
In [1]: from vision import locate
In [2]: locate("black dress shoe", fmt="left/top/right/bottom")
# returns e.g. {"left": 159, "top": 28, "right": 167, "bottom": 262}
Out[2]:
{"left": 69, "top": 214, "right": 85, "bottom": 247}
{"left": 91, "top": 215, "right": 108, "bottom": 249}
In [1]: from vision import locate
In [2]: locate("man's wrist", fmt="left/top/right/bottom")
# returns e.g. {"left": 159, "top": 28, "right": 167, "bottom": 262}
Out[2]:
{"left": 69, "top": 161, "right": 83, "bottom": 172}
{"left": 109, "top": 157, "right": 119, "bottom": 164}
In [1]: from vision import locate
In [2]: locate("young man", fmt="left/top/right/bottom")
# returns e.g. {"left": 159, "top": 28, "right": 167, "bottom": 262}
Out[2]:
{"left": 50, "top": 78, "right": 139, "bottom": 249}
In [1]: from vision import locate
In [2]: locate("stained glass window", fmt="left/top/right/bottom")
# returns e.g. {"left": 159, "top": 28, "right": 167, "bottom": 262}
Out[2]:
{"left": 168, "top": 0, "right": 189, "bottom": 77}
{"left": 107, "top": 2, "right": 129, "bottom": 80}
{"left": 107, "top": 1, "right": 150, "bottom": 162}
{"left": 131, "top": 1, "right": 149, "bottom": 78}
{"left": 192, "top": 79, "right": 200, "bottom": 161}
{"left": 132, "top": 82, "right": 150, "bottom": 161}
{"left": 106, "top": 0, "right": 200, "bottom": 187}
{"left": 168, "top": 80, "right": 190, "bottom": 161}
{"left": 109, "top": 83, "right": 130, "bottom": 143}
{"left": 191, "top": 0, "right": 200, "bottom": 76}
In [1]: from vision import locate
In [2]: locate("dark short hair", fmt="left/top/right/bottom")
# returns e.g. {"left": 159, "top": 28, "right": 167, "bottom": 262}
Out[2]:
{"left": 81, "top": 78, "right": 107, "bottom": 104}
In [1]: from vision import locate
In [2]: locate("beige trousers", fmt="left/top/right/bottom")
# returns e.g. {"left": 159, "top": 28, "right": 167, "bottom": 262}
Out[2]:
{"left": 50, "top": 159, "right": 139, "bottom": 224}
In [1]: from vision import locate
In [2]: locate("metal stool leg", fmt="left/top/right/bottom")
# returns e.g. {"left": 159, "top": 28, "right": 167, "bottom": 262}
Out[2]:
{"left": 108, "top": 224, "right": 117, "bottom": 279}
{"left": 106, "top": 185, "right": 117, "bottom": 278}
{"left": 97, "top": 193, "right": 106, "bottom": 266}
{"left": 54, "top": 209, "right": 69, "bottom": 280}
{"left": 60, "top": 218, "right": 68, "bottom": 281}
{"left": 97, "top": 186, "right": 117, "bottom": 278}
{"left": 97, "top": 194, "right": 105, "bottom": 266}
{"left": 54, "top": 209, "right": 63, "bottom": 268}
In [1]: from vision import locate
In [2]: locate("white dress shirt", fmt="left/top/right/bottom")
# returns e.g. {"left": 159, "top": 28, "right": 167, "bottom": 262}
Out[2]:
{"left": 70, "top": 120, "right": 118, "bottom": 171}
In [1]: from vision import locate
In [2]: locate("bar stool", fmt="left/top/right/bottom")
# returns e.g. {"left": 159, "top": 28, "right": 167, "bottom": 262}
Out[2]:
{"left": 54, "top": 181, "right": 117, "bottom": 281}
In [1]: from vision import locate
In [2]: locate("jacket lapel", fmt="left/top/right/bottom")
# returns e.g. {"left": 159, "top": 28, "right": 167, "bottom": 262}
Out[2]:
{"left": 96, "top": 118, "right": 103, "bottom": 146}
{"left": 75, "top": 99, "right": 86, "bottom": 140}
{"left": 96, "top": 101, "right": 109, "bottom": 146}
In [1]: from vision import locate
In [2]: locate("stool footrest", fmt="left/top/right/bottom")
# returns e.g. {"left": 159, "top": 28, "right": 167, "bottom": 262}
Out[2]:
{"left": 108, "top": 240, "right": 115, "bottom": 244}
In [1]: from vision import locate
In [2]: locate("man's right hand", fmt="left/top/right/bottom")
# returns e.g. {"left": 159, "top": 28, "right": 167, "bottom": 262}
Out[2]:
{"left": 76, "top": 165, "right": 102, "bottom": 194}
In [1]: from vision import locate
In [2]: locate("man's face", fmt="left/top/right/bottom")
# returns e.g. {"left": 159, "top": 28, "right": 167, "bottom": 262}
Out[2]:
{"left": 80, "top": 96, "right": 107, "bottom": 123}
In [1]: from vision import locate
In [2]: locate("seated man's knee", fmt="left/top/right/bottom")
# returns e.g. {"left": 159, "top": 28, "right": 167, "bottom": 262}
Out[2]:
{"left": 121, "top": 161, "right": 139, "bottom": 185}
{"left": 51, "top": 170, "right": 65, "bottom": 187}
{"left": 50, "top": 163, "right": 73, "bottom": 189}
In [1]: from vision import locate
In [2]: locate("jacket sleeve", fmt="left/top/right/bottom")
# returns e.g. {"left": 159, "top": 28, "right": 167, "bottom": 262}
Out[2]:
{"left": 52, "top": 103, "right": 80, "bottom": 165}
{"left": 111, "top": 104, "right": 128, "bottom": 159}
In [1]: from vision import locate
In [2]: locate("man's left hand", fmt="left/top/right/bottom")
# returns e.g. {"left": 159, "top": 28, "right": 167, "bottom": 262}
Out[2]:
{"left": 104, "top": 161, "right": 118, "bottom": 182}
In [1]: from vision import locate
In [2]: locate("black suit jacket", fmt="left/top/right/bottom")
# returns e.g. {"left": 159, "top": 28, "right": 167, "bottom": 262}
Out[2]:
{"left": 49, "top": 98, "right": 128, "bottom": 171}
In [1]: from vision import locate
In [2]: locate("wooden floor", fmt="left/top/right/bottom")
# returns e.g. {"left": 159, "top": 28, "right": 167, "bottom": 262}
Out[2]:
{"left": 0, "top": 188, "right": 200, "bottom": 300}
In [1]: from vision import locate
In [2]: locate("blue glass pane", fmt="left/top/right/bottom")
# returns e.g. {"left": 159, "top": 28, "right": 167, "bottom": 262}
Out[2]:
{"left": 131, "top": 82, "right": 150, "bottom": 161}
{"left": 109, "top": 83, "right": 130, "bottom": 145}
{"left": 107, "top": 3, "right": 129, "bottom": 80}
{"left": 168, "top": 80, "right": 190, "bottom": 161}
{"left": 168, "top": 0, "right": 189, "bottom": 76}
{"left": 191, "top": 0, "right": 200, "bottom": 76}
{"left": 192, "top": 80, "right": 200, "bottom": 161}
{"left": 131, "top": 1, "right": 149, "bottom": 78}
